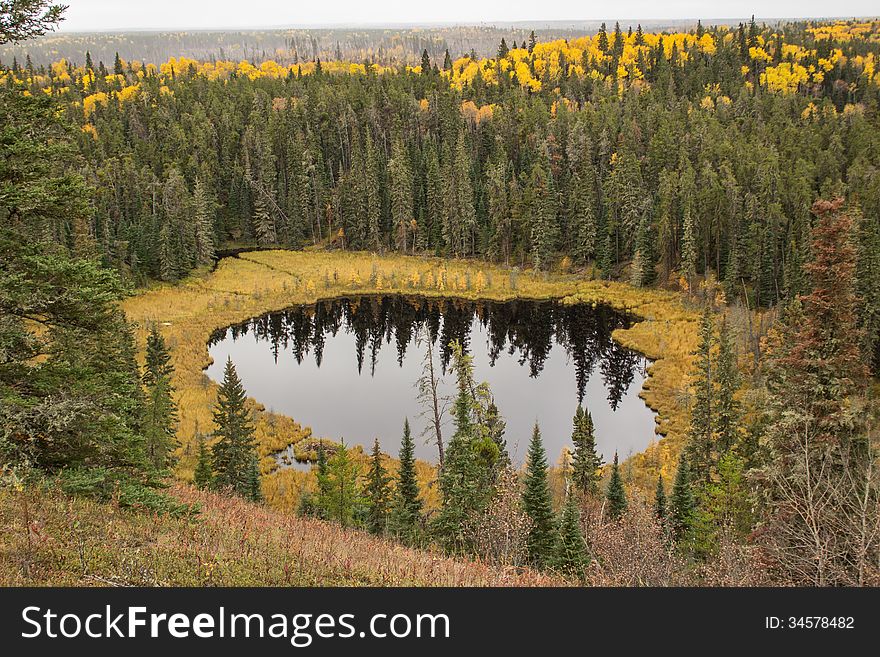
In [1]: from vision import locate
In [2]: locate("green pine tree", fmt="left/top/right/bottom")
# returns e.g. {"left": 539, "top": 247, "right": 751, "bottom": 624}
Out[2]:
{"left": 654, "top": 474, "right": 667, "bottom": 522}
{"left": 364, "top": 438, "right": 391, "bottom": 535}
{"left": 605, "top": 452, "right": 628, "bottom": 520}
{"left": 433, "top": 342, "right": 489, "bottom": 552}
{"left": 391, "top": 419, "right": 422, "bottom": 542}
{"left": 716, "top": 316, "right": 741, "bottom": 454}
{"left": 686, "top": 303, "right": 716, "bottom": 486}
{"left": 670, "top": 453, "right": 696, "bottom": 543}
{"left": 210, "top": 357, "right": 260, "bottom": 501}
{"left": 193, "top": 435, "right": 213, "bottom": 489}
{"left": 522, "top": 422, "right": 557, "bottom": 568}
{"left": 555, "top": 492, "right": 590, "bottom": 581}
{"left": 142, "top": 325, "right": 178, "bottom": 470}
{"left": 571, "top": 404, "right": 602, "bottom": 496}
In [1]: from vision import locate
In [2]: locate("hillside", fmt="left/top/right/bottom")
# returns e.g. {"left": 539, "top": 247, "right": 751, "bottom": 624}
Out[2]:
{"left": 0, "top": 483, "right": 559, "bottom": 586}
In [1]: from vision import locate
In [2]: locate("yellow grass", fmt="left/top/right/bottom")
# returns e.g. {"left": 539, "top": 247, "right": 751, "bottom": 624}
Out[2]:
{"left": 0, "top": 484, "right": 561, "bottom": 586}
{"left": 122, "top": 250, "right": 698, "bottom": 507}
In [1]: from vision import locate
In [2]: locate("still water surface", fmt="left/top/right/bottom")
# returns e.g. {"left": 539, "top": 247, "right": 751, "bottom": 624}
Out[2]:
{"left": 206, "top": 295, "right": 656, "bottom": 466}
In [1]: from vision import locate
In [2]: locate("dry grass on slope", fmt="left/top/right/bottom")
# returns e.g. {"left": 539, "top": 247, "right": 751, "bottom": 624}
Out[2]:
{"left": 0, "top": 484, "right": 561, "bottom": 587}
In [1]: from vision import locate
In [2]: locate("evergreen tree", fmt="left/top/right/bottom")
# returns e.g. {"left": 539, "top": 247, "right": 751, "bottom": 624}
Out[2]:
{"left": 389, "top": 137, "right": 413, "bottom": 252}
{"left": 555, "top": 492, "right": 590, "bottom": 580}
{"left": 670, "top": 453, "right": 696, "bottom": 543}
{"left": 716, "top": 316, "right": 741, "bottom": 454}
{"left": 686, "top": 303, "right": 715, "bottom": 485}
{"left": 605, "top": 451, "right": 628, "bottom": 520}
{"left": 210, "top": 357, "right": 260, "bottom": 501}
{"left": 142, "top": 325, "right": 178, "bottom": 470}
{"left": 313, "top": 441, "right": 331, "bottom": 519}
{"left": 570, "top": 404, "right": 602, "bottom": 496}
{"left": 192, "top": 177, "right": 216, "bottom": 265}
{"left": 364, "top": 438, "right": 391, "bottom": 535}
{"left": 525, "top": 158, "right": 558, "bottom": 270}
{"left": 193, "top": 436, "right": 213, "bottom": 489}
{"left": 654, "top": 474, "right": 667, "bottom": 522}
{"left": 391, "top": 419, "right": 422, "bottom": 541}
{"left": 522, "top": 422, "right": 557, "bottom": 568}
{"left": 631, "top": 211, "right": 656, "bottom": 286}
{"left": 434, "top": 343, "right": 488, "bottom": 551}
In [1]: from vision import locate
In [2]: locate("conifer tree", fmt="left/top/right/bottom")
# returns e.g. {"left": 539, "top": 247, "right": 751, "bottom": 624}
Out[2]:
{"left": 142, "top": 325, "right": 178, "bottom": 470}
{"left": 434, "top": 343, "right": 487, "bottom": 551}
{"left": 715, "top": 316, "right": 741, "bottom": 454}
{"left": 210, "top": 357, "right": 260, "bottom": 501}
{"left": 193, "top": 435, "right": 213, "bottom": 489}
{"left": 192, "top": 177, "right": 215, "bottom": 265}
{"left": 391, "top": 419, "right": 422, "bottom": 541}
{"left": 605, "top": 452, "right": 628, "bottom": 520}
{"left": 313, "top": 441, "right": 331, "bottom": 519}
{"left": 364, "top": 438, "right": 391, "bottom": 535}
{"left": 522, "top": 422, "right": 557, "bottom": 568}
{"left": 670, "top": 453, "right": 696, "bottom": 543}
{"left": 389, "top": 137, "right": 413, "bottom": 252}
{"left": 654, "top": 474, "right": 667, "bottom": 522}
{"left": 686, "top": 303, "right": 715, "bottom": 486}
{"left": 555, "top": 492, "right": 590, "bottom": 581}
{"left": 525, "top": 158, "right": 558, "bottom": 270}
{"left": 570, "top": 404, "right": 602, "bottom": 496}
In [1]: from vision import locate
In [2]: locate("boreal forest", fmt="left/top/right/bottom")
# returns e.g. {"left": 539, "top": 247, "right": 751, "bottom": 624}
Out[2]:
{"left": 2, "top": 0, "right": 880, "bottom": 587}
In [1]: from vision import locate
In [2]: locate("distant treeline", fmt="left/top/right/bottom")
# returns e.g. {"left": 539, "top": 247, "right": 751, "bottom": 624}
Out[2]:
{"left": 1, "top": 20, "right": 724, "bottom": 67}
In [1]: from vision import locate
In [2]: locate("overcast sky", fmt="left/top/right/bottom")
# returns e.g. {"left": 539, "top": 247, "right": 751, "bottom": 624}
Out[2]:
{"left": 54, "top": 1, "right": 877, "bottom": 32}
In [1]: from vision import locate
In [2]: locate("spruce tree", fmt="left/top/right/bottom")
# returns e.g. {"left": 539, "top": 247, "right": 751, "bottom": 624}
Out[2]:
{"left": 391, "top": 419, "right": 422, "bottom": 541}
{"left": 716, "top": 316, "right": 741, "bottom": 454}
{"left": 210, "top": 357, "right": 260, "bottom": 501}
{"left": 555, "top": 492, "right": 590, "bottom": 581}
{"left": 142, "top": 325, "right": 178, "bottom": 470}
{"left": 670, "top": 453, "right": 696, "bottom": 543}
{"left": 193, "top": 436, "right": 213, "bottom": 489}
{"left": 313, "top": 441, "right": 331, "bottom": 519}
{"left": 570, "top": 404, "right": 602, "bottom": 496}
{"left": 364, "top": 438, "right": 391, "bottom": 535}
{"left": 192, "top": 177, "right": 215, "bottom": 265}
{"left": 605, "top": 452, "right": 628, "bottom": 520}
{"left": 522, "top": 422, "right": 557, "bottom": 568}
{"left": 434, "top": 343, "right": 488, "bottom": 551}
{"left": 389, "top": 137, "right": 413, "bottom": 252}
{"left": 686, "top": 303, "right": 715, "bottom": 486}
{"left": 654, "top": 474, "right": 667, "bottom": 522}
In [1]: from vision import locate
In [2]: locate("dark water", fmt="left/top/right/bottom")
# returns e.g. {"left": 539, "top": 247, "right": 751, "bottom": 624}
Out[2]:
{"left": 206, "top": 295, "right": 655, "bottom": 467}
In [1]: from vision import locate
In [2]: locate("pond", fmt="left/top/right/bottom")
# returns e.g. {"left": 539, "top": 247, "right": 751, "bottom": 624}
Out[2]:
{"left": 206, "top": 295, "right": 656, "bottom": 467}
